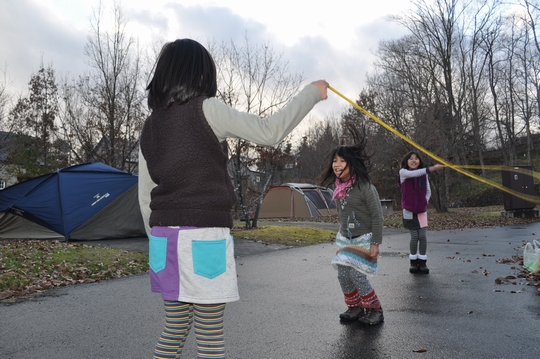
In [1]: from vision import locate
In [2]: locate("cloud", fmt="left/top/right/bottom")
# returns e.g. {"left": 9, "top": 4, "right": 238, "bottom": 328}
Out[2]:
{"left": 0, "top": 0, "right": 87, "bottom": 92}
{"left": 166, "top": 3, "right": 273, "bottom": 45}
{"left": 0, "top": 0, "right": 409, "bottom": 122}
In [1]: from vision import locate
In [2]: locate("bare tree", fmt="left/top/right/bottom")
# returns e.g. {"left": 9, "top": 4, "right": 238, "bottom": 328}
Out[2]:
{"left": 484, "top": 16, "right": 508, "bottom": 163}
{"left": 284, "top": 0, "right": 540, "bottom": 209}
{"left": 0, "top": 66, "right": 10, "bottom": 131}
{"left": 495, "top": 13, "right": 529, "bottom": 166}
{"left": 59, "top": 1, "right": 147, "bottom": 173}
{"left": 296, "top": 119, "right": 341, "bottom": 183}
{"left": 461, "top": 1, "right": 502, "bottom": 176}
{"left": 522, "top": 0, "right": 540, "bottom": 55}
{"left": 366, "top": 33, "right": 451, "bottom": 210}
{"left": 371, "top": 0, "right": 499, "bottom": 210}
{"left": 209, "top": 36, "right": 304, "bottom": 228}
{"left": 518, "top": 0, "right": 540, "bottom": 164}
{"left": 0, "top": 66, "right": 14, "bottom": 185}
{"left": 516, "top": 22, "right": 536, "bottom": 165}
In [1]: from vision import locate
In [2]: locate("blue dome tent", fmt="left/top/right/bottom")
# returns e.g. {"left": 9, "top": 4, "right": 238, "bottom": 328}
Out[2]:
{"left": 0, "top": 162, "right": 146, "bottom": 240}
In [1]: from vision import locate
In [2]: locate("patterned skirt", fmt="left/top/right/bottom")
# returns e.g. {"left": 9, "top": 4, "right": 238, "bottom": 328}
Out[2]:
{"left": 149, "top": 226, "right": 239, "bottom": 304}
{"left": 331, "top": 232, "right": 378, "bottom": 275}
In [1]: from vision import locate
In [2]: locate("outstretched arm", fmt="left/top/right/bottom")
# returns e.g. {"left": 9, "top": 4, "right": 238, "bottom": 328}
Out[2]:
{"left": 399, "top": 164, "right": 444, "bottom": 182}
{"left": 204, "top": 81, "right": 328, "bottom": 145}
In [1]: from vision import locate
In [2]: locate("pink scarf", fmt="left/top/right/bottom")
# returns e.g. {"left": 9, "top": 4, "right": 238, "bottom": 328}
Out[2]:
{"left": 332, "top": 176, "right": 356, "bottom": 200}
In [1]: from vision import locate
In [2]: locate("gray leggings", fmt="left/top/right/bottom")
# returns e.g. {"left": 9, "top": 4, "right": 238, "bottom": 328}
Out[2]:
{"left": 409, "top": 228, "right": 427, "bottom": 255}
{"left": 337, "top": 265, "right": 373, "bottom": 296}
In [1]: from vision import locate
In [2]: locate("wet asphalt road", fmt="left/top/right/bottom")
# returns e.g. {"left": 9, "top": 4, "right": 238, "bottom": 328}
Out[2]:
{"left": 1, "top": 222, "right": 540, "bottom": 359}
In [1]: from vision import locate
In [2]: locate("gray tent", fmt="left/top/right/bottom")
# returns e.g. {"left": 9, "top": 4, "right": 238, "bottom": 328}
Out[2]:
{"left": 258, "top": 183, "right": 337, "bottom": 218}
{"left": 0, "top": 211, "right": 62, "bottom": 239}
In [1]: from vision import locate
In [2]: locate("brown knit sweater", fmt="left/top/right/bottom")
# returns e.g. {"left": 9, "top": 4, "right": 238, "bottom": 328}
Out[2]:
{"left": 139, "top": 96, "right": 237, "bottom": 228}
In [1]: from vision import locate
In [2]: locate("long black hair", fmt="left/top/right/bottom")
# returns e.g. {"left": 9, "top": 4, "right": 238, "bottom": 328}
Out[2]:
{"left": 319, "top": 123, "right": 372, "bottom": 188}
{"left": 400, "top": 150, "right": 425, "bottom": 169}
{"left": 146, "top": 39, "right": 217, "bottom": 110}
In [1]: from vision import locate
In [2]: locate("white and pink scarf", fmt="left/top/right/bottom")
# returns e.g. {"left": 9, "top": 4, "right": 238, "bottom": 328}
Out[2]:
{"left": 332, "top": 176, "right": 356, "bottom": 200}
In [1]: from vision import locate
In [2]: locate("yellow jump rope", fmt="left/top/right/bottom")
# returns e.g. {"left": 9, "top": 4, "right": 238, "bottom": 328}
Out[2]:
{"left": 328, "top": 85, "right": 540, "bottom": 205}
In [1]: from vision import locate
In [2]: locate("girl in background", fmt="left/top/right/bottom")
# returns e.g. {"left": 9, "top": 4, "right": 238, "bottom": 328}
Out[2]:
{"left": 319, "top": 125, "right": 384, "bottom": 326}
{"left": 139, "top": 38, "right": 328, "bottom": 358}
{"left": 399, "top": 151, "right": 443, "bottom": 274}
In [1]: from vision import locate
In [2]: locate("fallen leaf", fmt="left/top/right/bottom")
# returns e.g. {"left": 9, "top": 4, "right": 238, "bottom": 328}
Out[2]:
{"left": 413, "top": 348, "right": 427, "bottom": 353}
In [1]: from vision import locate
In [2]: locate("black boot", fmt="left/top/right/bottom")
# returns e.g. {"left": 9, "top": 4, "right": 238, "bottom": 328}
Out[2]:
{"left": 409, "top": 259, "right": 419, "bottom": 273}
{"left": 339, "top": 306, "right": 365, "bottom": 321}
{"left": 417, "top": 259, "right": 429, "bottom": 274}
{"left": 359, "top": 308, "right": 384, "bottom": 326}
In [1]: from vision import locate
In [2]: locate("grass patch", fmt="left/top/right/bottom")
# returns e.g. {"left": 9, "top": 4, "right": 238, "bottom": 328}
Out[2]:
{"left": 232, "top": 225, "right": 335, "bottom": 246}
{"left": 476, "top": 210, "right": 502, "bottom": 218}
{"left": 2, "top": 206, "right": 538, "bottom": 301}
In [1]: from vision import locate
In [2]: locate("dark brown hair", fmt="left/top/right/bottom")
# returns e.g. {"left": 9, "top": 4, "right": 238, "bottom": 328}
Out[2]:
{"left": 319, "top": 123, "right": 372, "bottom": 188}
{"left": 400, "top": 151, "right": 425, "bottom": 169}
{"left": 146, "top": 39, "right": 217, "bottom": 110}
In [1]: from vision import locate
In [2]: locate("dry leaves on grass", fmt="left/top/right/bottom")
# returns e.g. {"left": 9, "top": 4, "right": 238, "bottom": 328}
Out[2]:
{"left": 384, "top": 206, "right": 539, "bottom": 230}
{"left": 0, "top": 239, "right": 148, "bottom": 301}
{"left": 261, "top": 206, "right": 539, "bottom": 230}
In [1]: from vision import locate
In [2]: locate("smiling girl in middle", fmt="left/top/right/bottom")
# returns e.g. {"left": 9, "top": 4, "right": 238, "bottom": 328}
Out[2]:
{"left": 319, "top": 125, "right": 385, "bottom": 326}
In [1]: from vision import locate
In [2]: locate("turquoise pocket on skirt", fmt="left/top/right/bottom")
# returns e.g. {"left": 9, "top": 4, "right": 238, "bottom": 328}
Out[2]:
{"left": 149, "top": 235, "right": 167, "bottom": 273}
{"left": 192, "top": 239, "right": 226, "bottom": 279}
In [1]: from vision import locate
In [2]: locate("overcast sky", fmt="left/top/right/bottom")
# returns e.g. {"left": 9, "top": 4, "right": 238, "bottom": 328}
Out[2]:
{"left": 0, "top": 0, "right": 414, "bottom": 119}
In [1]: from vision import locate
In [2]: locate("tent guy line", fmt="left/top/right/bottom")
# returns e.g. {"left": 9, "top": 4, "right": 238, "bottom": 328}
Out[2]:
{"left": 328, "top": 85, "right": 540, "bottom": 205}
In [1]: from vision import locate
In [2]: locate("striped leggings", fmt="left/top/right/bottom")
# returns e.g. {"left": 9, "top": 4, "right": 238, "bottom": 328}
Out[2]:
{"left": 409, "top": 228, "right": 427, "bottom": 256}
{"left": 153, "top": 301, "right": 226, "bottom": 359}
